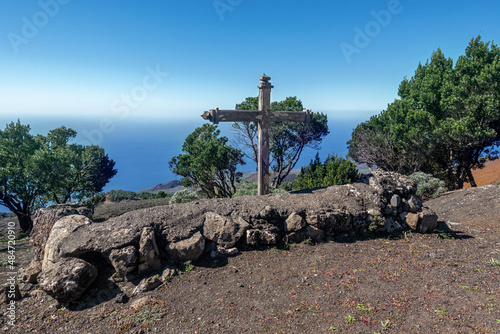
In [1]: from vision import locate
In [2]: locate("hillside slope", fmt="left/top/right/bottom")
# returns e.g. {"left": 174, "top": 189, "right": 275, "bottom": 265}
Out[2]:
{"left": 465, "top": 158, "right": 500, "bottom": 188}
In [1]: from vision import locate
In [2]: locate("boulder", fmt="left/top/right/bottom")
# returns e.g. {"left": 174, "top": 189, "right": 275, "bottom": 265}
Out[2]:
{"left": 407, "top": 194, "right": 423, "bottom": 213}
{"left": 166, "top": 232, "right": 205, "bottom": 263}
{"left": 42, "top": 215, "right": 93, "bottom": 270}
{"left": 287, "top": 225, "right": 325, "bottom": 243}
{"left": 210, "top": 247, "right": 240, "bottom": 258}
{"left": 18, "top": 260, "right": 42, "bottom": 284}
{"left": 307, "top": 209, "right": 355, "bottom": 236}
{"left": 405, "top": 207, "right": 438, "bottom": 233}
{"left": 160, "top": 265, "right": 179, "bottom": 282}
{"left": 30, "top": 203, "right": 92, "bottom": 263}
{"left": 384, "top": 217, "right": 402, "bottom": 233}
{"left": 109, "top": 245, "right": 138, "bottom": 276}
{"left": 246, "top": 229, "right": 278, "bottom": 246}
{"left": 38, "top": 257, "right": 98, "bottom": 303}
{"left": 382, "top": 205, "right": 398, "bottom": 217}
{"left": 418, "top": 207, "right": 438, "bottom": 233}
{"left": 390, "top": 194, "right": 401, "bottom": 208}
{"left": 203, "top": 212, "right": 249, "bottom": 248}
{"left": 406, "top": 212, "right": 419, "bottom": 230}
{"left": 284, "top": 212, "right": 306, "bottom": 232}
{"left": 133, "top": 276, "right": 162, "bottom": 295}
{"left": 138, "top": 227, "right": 162, "bottom": 274}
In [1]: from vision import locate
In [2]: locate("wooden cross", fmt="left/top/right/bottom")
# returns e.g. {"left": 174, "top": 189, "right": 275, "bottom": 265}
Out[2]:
{"left": 201, "top": 74, "right": 312, "bottom": 195}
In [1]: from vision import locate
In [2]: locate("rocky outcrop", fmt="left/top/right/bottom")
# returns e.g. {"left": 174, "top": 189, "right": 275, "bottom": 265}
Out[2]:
{"left": 108, "top": 245, "right": 138, "bottom": 276}
{"left": 203, "top": 212, "right": 249, "bottom": 248}
{"left": 406, "top": 207, "right": 438, "bottom": 233}
{"left": 138, "top": 227, "right": 162, "bottom": 274}
{"left": 24, "top": 170, "right": 439, "bottom": 302}
{"left": 37, "top": 257, "right": 98, "bottom": 303}
{"left": 30, "top": 203, "right": 92, "bottom": 263}
{"left": 166, "top": 232, "right": 206, "bottom": 263}
{"left": 42, "top": 215, "right": 93, "bottom": 270}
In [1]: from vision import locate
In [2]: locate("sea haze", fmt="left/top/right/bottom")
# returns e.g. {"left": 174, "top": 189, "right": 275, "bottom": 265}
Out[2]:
{"left": 1, "top": 116, "right": 365, "bottom": 194}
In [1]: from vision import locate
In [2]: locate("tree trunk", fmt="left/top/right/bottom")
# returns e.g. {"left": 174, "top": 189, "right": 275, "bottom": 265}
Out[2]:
{"left": 15, "top": 211, "right": 33, "bottom": 233}
{"left": 465, "top": 166, "right": 477, "bottom": 187}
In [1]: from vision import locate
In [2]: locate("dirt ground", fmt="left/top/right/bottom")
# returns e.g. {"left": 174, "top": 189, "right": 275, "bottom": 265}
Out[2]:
{"left": 464, "top": 158, "right": 500, "bottom": 188}
{"left": 1, "top": 183, "right": 499, "bottom": 333}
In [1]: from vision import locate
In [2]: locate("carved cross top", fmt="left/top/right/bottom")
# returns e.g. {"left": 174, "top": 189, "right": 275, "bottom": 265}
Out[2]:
{"left": 201, "top": 74, "right": 312, "bottom": 195}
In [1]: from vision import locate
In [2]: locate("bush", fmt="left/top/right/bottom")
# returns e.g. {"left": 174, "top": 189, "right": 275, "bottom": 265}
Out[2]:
{"left": 137, "top": 192, "right": 156, "bottom": 200}
{"left": 84, "top": 193, "right": 105, "bottom": 210}
{"left": 155, "top": 191, "right": 168, "bottom": 199}
{"left": 232, "top": 181, "right": 285, "bottom": 197}
{"left": 292, "top": 153, "right": 359, "bottom": 191}
{"left": 107, "top": 190, "right": 137, "bottom": 202}
{"left": 169, "top": 189, "right": 199, "bottom": 204}
{"left": 409, "top": 172, "right": 446, "bottom": 199}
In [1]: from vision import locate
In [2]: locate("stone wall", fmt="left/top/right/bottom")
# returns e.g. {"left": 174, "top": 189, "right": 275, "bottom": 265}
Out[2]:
{"left": 20, "top": 170, "right": 437, "bottom": 303}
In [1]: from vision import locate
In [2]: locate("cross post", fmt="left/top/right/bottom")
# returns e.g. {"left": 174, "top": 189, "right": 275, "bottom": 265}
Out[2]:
{"left": 201, "top": 74, "right": 312, "bottom": 195}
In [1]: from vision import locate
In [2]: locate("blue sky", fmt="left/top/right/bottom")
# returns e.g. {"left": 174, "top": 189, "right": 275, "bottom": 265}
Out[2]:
{"left": 2, "top": 0, "right": 499, "bottom": 125}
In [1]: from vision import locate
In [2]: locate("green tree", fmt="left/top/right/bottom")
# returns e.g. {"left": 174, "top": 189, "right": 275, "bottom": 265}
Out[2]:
{"left": 231, "top": 96, "right": 329, "bottom": 187}
{"left": 292, "top": 153, "right": 359, "bottom": 191}
{"left": 0, "top": 121, "right": 117, "bottom": 232}
{"left": 169, "top": 124, "right": 245, "bottom": 198}
{"left": 348, "top": 36, "right": 500, "bottom": 189}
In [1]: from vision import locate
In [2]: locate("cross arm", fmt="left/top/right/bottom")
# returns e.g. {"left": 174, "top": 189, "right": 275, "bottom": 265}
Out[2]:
{"left": 270, "top": 110, "right": 313, "bottom": 123}
{"left": 202, "top": 108, "right": 261, "bottom": 124}
{"left": 201, "top": 108, "right": 313, "bottom": 124}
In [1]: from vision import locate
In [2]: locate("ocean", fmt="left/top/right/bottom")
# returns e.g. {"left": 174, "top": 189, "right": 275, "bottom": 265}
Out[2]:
{"left": 0, "top": 116, "right": 365, "bottom": 212}
{"left": 95, "top": 118, "right": 364, "bottom": 192}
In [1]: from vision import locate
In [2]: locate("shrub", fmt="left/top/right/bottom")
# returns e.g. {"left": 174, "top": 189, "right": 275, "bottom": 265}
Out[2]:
{"left": 409, "top": 172, "right": 446, "bottom": 199}
{"left": 292, "top": 153, "right": 359, "bottom": 191}
{"left": 137, "top": 192, "right": 156, "bottom": 200}
{"left": 155, "top": 191, "right": 167, "bottom": 199}
{"left": 169, "top": 189, "right": 199, "bottom": 204}
{"left": 84, "top": 193, "right": 105, "bottom": 211}
{"left": 107, "top": 190, "right": 137, "bottom": 202}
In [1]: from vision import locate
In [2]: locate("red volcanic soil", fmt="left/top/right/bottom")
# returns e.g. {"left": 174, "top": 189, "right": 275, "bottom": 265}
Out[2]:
{"left": 465, "top": 159, "right": 500, "bottom": 188}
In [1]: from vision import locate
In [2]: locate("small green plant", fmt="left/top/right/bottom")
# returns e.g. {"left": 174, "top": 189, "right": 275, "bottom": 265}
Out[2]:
{"left": 409, "top": 172, "right": 446, "bottom": 199}
{"left": 368, "top": 216, "right": 385, "bottom": 233}
{"left": 435, "top": 308, "right": 448, "bottom": 316}
{"left": 303, "top": 237, "right": 313, "bottom": 245}
{"left": 169, "top": 189, "right": 199, "bottom": 204}
{"left": 183, "top": 263, "right": 195, "bottom": 272}
{"left": 488, "top": 258, "right": 500, "bottom": 266}
{"left": 381, "top": 319, "right": 391, "bottom": 330}
{"left": 434, "top": 229, "right": 455, "bottom": 240}
{"left": 356, "top": 304, "right": 372, "bottom": 312}
{"left": 328, "top": 325, "right": 337, "bottom": 331}
{"left": 0, "top": 258, "right": 8, "bottom": 266}
{"left": 476, "top": 268, "right": 482, "bottom": 273}
{"left": 345, "top": 315, "right": 356, "bottom": 323}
